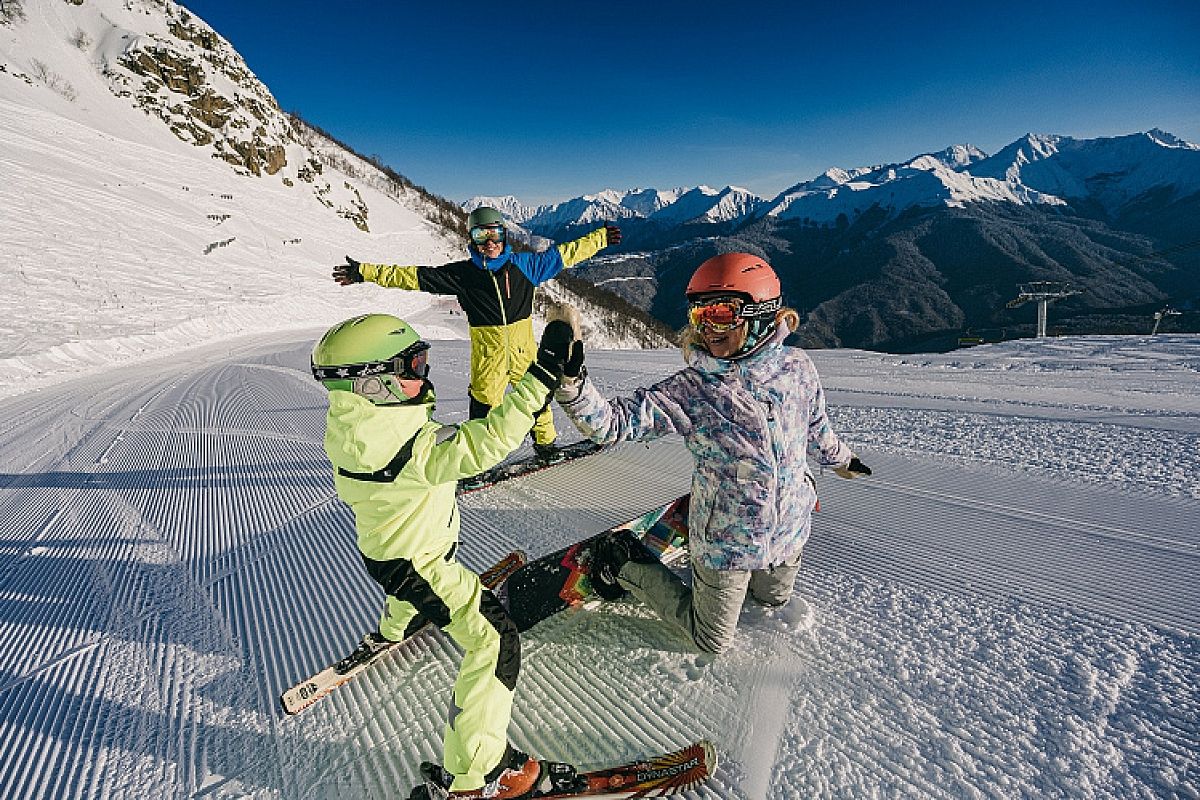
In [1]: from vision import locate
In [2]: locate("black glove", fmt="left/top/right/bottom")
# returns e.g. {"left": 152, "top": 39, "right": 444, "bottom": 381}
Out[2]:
{"left": 332, "top": 255, "right": 363, "bottom": 285}
{"left": 530, "top": 320, "right": 579, "bottom": 390}
{"left": 563, "top": 338, "right": 585, "bottom": 380}
{"left": 604, "top": 224, "right": 622, "bottom": 247}
{"left": 834, "top": 457, "right": 872, "bottom": 479}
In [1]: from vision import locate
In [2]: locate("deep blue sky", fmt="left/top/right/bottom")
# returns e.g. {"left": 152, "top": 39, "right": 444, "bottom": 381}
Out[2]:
{"left": 180, "top": 1, "right": 1200, "bottom": 206}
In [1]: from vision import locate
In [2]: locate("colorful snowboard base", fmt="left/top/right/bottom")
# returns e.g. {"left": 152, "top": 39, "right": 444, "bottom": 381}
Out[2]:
{"left": 502, "top": 494, "right": 690, "bottom": 632}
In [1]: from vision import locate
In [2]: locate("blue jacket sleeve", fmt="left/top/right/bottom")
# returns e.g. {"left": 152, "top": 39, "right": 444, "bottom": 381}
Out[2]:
{"left": 511, "top": 249, "right": 567, "bottom": 285}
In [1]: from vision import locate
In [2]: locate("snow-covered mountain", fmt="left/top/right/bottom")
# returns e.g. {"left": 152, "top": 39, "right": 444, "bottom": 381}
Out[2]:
{"left": 646, "top": 185, "right": 763, "bottom": 225}
{"left": 462, "top": 194, "right": 537, "bottom": 224}
{"left": 0, "top": 0, "right": 661, "bottom": 396}
{"left": 763, "top": 143, "right": 1063, "bottom": 223}
{"left": 478, "top": 132, "right": 1199, "bottom": 236}
{"left": 618, "top": 187, "right": 684, "bottom": 217}
{"left": 764, "top": 132, "right": 1200, "bottom": 223}
{"left": 964, "top": 130, "right": 1200, "bottom": 215}
{"left": 563, "top": 131, "right": 1199, "bottom": 351}
{"left": 466, "top": 185, "right": 769, "bottom": 236}
{"left": 525, "top": 192, "right": 643, "bottom": 228}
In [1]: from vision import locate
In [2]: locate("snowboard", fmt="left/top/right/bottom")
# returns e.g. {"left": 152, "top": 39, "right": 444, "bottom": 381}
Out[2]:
{"left": 502, "top": 494, "right": 690, "bottom": 633}
{"left": 410, "top": 739, "right": 717, "bottom": 799}
{"left": 458, "top": 439, "right": 604, "bottom": 494}
{"left": 279, "top": 549, "right": 527, "bottom": 715}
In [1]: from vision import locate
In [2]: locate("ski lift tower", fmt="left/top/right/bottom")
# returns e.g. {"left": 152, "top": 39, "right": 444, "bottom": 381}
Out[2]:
{"left": 1151, "top": 305, "right": 1181, "bottom": 335}
{"left": 1006, "top": 282, "right": 1082, "bottom": 338}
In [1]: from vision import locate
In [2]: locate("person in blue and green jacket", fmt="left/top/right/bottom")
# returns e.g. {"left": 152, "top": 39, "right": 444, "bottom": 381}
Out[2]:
{"left": 331, "top": 206, "right": 621, "bottom": 461}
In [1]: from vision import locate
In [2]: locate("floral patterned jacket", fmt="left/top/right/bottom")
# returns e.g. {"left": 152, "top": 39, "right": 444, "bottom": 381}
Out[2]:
{"left": 556, "top": 326, "right": 855, "bottom": 570}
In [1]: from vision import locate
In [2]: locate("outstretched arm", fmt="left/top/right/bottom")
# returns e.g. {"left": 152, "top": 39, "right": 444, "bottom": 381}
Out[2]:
{"left": 557, "top": 374, "right": 692, "bottom": 446}
{"left": 419, "top": 372, "right": 551, "bottom": 484}
{"left": 418, "top": 328, "right": 573, "bottom": 483}
{"left": 516, "top": 224, "right": 621, "bottom": 285}
{"left": 557, "top": 224, "right": 619, "bottom": 269}
{"left": 332, "top": 256, "right": 463, "bottom": 294}
{"left": 802, "top": 355, "right": 868, "bottom": 477}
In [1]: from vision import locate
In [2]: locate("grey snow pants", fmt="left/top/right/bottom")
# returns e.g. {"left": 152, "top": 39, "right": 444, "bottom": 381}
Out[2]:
{"left": 616, "top": 551, "right": 803, "bottom": 654}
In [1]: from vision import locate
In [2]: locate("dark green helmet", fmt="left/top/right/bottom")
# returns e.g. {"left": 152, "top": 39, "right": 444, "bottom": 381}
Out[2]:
{"left": 467, "top": 206, "right": 504, "bottom": 229}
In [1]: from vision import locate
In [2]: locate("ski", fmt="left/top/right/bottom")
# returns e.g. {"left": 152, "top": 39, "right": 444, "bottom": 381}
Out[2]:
{"left": 279, "top": 549, "right": 527, "bottom": 715}
{"left": 458, "top": 439, "right": 604, "bottom": 494}
{"left": 410, "top": 739, "right": 717, "bottom": 799}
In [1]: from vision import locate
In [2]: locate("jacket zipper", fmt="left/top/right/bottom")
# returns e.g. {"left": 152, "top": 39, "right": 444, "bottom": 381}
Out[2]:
{"left": 489, "top": 269, "right": 512, "bottom": 378}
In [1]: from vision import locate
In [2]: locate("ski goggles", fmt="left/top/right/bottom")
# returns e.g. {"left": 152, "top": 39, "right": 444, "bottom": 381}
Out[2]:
{"left": 687, "top": 296, "right": 782, "bottom": 332}
{"left": 311, "top": 340, "right": 431, "bottom": 383}
{"left": 469, "top": 225, "right": 506, "bottom": 245}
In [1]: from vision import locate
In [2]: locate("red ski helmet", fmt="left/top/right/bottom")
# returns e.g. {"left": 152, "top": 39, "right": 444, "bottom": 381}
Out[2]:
{"left": 685, "top": 252, "right": 781, "bottom": 304}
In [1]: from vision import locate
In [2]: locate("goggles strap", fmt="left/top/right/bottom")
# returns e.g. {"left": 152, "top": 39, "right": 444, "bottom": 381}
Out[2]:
{"left": 311, "top": 341, "right": 430, "bottom": 382}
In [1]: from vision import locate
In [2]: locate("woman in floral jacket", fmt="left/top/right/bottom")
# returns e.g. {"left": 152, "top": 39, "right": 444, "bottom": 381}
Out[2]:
{"left": 551, "top": 252, "right": 872, "bottom": 654}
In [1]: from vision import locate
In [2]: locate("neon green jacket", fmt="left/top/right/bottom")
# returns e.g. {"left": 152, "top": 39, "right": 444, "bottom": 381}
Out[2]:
{"left": 323, "top": 373, "right": 550, "bottom": 562}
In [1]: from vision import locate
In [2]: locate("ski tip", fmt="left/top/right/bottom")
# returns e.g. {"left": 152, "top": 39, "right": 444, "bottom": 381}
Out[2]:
{"left": 676, "top": 739, "right": 718, "bottom": 780}
{"left": 279, "top": 689, "right": 312, "bottom": 716}
{"left": 698, "top": 738, "right": 718, "bottom": 775}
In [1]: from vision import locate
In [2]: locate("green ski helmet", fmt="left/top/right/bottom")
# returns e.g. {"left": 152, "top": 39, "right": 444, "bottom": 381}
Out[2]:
{"left": 467, "top": 206, "right": 504, "bottom": 229}
{"left": 311, "top": 314, "right": 432, "bottom": 404}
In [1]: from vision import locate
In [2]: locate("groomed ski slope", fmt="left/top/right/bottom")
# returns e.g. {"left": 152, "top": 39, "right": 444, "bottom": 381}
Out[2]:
{"left": 0, "top": 331, "right": 1196, "bottom": 799}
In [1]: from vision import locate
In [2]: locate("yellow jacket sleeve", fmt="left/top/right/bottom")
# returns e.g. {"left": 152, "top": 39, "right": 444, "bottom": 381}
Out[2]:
{"left": 556, "top": 227, "right": 610, "bottom": 269}
{"left": 360, "top": 263, "right": 421, "bottom": 290}
{"left": 417, "top": 371, "right": 551, "bottom": 485}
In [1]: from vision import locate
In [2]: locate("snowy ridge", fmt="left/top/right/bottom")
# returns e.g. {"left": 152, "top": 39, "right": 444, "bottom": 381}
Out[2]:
{"left": 966, "top": 130, "right": 1200, "bottom": 213}
{"left": 764, "top": 130, "right": 1200, "bottom": 222}
{"left": 478, "top": 130, "right": 1199, "bottom": 231}
{"left": 763, "top": 146, "right": 1068, "bottom": 222}
{"left": 647, "top": 185, "right": 763, "bottom": 225}
{"left": 462, "top": 194, "right": 537, "bottom": 224}
{"left": 469, "top": 184, "right": 769, "bottom": 231}
{"left": 0, "top": 0, "right": 467, "bottom": 398}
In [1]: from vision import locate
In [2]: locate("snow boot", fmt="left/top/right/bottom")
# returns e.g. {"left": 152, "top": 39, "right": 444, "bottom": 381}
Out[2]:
{"left": 420, "top": 744, "right": 542, "bottom": 799}
{"left": 532, "top": 440, "right": 563, "bottom": 465}
{"left": 588, "top": 529, "right": 656, "bottom": 601}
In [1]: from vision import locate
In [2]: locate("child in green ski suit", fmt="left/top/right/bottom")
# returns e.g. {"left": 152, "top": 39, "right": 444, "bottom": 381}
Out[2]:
{"left": 311, "top": 312, "right": 570, "bottom": 797}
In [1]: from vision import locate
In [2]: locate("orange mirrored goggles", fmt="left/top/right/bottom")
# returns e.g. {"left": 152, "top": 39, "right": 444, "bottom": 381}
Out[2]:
{"left": 687, "top": 296, "right": 781, "bottom": 332}
{"left": 687, "top": 299, "right": 745, "bottom": 332}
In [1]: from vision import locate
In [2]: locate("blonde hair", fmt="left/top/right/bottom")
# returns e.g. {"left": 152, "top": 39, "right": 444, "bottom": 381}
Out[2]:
{"left": 681, "top": 307, "right": 800, "bottom": 363}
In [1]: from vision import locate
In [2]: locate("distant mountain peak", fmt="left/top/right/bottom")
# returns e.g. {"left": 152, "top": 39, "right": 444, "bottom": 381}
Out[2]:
{"left": 934, "top": 144, "right": 989, "bottom": 167}
{"left": 1146, "top": 128, "right": 1200, "bottom": 150}
{"left": 463, "top": 195, "right": 536, "bottom": 223}
{"left": 470, "top": 183, "right": 768, "bottom": 232}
